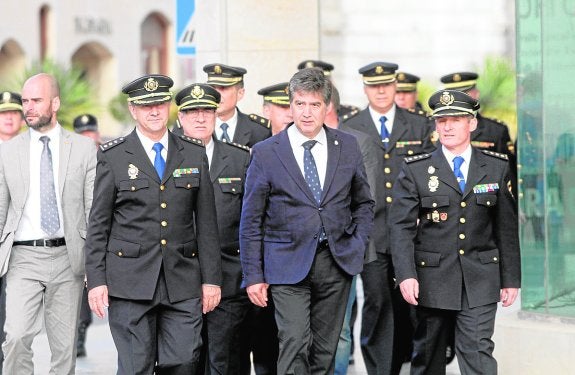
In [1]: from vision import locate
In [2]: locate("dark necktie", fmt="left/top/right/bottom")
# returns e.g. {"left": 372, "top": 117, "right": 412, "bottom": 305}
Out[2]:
{"left": 379, "top": 116, "right": 390, "bottom": 149}
{"left": 153, "top": 142, "right": 165, "bottom": 179}
{"left": 39, "top": 136, "right": 60, "bottom": 235}
{"left": 303, "top": 140, "right": 326, "bottom": 242}
{"left": 453, "top": 156, "right": 466, "bottom": 192}
{"left": 220, "top": 123, "right": 231, "bottom": 143}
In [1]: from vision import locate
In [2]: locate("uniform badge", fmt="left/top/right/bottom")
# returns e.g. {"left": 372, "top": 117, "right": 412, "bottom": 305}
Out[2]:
{"left": 440, "top": 212, "right": 448, "bottom": 221}
{"left": 375, "top": 66, "right": 383, "bottom": 74}
{"left": 428, "top": 166, "right": 435, "bottom": 174}
{"left": 440, "top": 91, "right": 455, "bottom": 106}
{"left": 428, "top": 176, "right": 439, "bottom": 192}
{"left": 144, "top": 78, "right": 159, "bottom": 92}
{"left": 128, "top": 164, "right": 139, "bottom": 179}
{"left": 191, "top": 85, "right": 205, "bottom": 99}
{"left": 432, "top": 210, "right": 440, "bottom": 222}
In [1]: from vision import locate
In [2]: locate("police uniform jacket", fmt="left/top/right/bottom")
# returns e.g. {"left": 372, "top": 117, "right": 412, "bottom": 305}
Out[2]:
{"left": 85, "top": 129, "right": 222, "bottom": 303}
{"left": 234, "top": 109, "right": 271, "bottom": 147}
{"left": 210, "top": 140, "right": 250, "bottom": 297}
{"left": 344, "top": 106, "right": 436, "bottom": 254}
{"left": 389, "top": 147, "right": 521, "bottom": 310}
{"left": 471, "top": 114, "right": 512, "bottom": 155}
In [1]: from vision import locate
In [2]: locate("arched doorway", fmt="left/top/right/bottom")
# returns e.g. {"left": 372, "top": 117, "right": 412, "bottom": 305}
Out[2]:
{"left": 0, "top": 39, "right": 26, "bottom": 88}
{"left": 141, "top": 12, "right": 169, "bottom": 75}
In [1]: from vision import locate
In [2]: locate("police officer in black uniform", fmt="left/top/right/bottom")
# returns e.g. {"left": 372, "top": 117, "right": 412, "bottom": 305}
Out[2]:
{"left": 395, "top": 72, "right": 426, "bottom": 114}
{"left": 258, "top": 82, "right": 293, "bottom": 135}
{"left": 344, "top": 62, "right": 436, "bottom": 375}
{"left": 389, "top": 89, "right": 521, "bottom": 375}
{"left": 85, "top": 75, "right": 222, "bottom": 375}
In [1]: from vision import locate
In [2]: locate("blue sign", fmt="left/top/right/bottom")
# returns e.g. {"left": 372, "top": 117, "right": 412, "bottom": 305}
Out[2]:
{"left": 176, "top": 0, "right": 196, "bottom": 55}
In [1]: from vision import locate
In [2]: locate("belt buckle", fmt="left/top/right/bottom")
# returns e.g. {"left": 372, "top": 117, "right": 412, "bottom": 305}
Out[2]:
{"left": 42, "top": 239, "right": 49, "bottom": 248}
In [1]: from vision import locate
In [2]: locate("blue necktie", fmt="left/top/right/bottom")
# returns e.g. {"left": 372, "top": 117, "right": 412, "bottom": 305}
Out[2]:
{"left": 220, "top": 123, "right": 231, "bottom": 142}
{"left": 453, "top": 156, "right": 466, "bottom": 192}
{"left": 303, "top": 140, "right": 326, "bottom": 242}
{"left": 379, "top": 116, "right": 390, "bottom": 149}
{"left": 39, "top": 136, "right": 60, "bottom": 235}
{"left": 153, "top": 142, "right": 165, "bottom": 179}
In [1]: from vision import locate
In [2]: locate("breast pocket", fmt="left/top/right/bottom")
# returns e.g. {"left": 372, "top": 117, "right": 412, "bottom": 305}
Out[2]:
{"left": 174, "top": 177, "right": 200, "bottom": 189}
{"left": 119, "top": 179, "right": 149, "bottom": 192}
{"left": 476, "top": 194, "right": 497, "bottom": 207}
{"left": 218, "top": 181, "right": 243, "bottom": 195}
{"left": 421, "top": 195, "right": 450, "bottom": 209}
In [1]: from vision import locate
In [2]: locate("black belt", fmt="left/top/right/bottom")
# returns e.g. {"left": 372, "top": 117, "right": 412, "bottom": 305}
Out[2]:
{"left": 13, "top": 238, "right": 66, "bottom": 247}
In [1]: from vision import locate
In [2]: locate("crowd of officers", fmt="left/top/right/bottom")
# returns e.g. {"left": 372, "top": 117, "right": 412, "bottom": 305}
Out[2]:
{"left": 0, "top": 58, "right": 517, "bottom": 375}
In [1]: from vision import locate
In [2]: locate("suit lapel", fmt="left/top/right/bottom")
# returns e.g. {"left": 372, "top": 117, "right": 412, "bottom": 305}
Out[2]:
{"left": 274, "top": 130, "right": 317, "bottom": 204}
{"left": 58, "top": 129, "right": 72, "bottom": 197}
{"left": 321, "top": 128, "right": 341, "bottom": 202}
{"left": 232, "top": 109, "right": 250, "bottom": 145}
{"left": 124, "top": 130, "right": 159, "bottom": 183}
{"left": 209, "top": 141, "right": 228, "bottom": 183}
{"left": 162, "top": 132, "right": 185, "bottom": 184}
{"left": 462, "top": 148, "right": 487, "bottom": 198}
{"left": 388, "top": 109, "right": 408, "bottom": 152}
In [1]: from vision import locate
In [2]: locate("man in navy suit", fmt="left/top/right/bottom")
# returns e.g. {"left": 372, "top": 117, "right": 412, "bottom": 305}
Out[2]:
{"left": 240, "top": 68, "right": 374, "bottom": 374}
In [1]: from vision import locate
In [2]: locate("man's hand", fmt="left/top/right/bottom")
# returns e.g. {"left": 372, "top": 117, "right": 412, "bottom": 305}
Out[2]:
{"left": 88, "top": 285, "right": 109, "bottom": 318}
{"left": 202, "top": 285, "right": 221, "bottom": 314}
{"left": 246, "top": 283, "right": 269, "bottom": 307}
{"left": 399, "top": 278, "right": 419, "bottom": 306}
{"left": 500, "top": 288, "right": 519, "bottom": 307}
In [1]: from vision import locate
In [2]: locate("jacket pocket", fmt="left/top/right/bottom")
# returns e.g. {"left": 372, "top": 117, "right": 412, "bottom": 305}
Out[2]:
{"left": 107, "top": 238, "right": 141, "bottom": 258}
{"left": 178, "top": 240, "right": 198, "bottom": 258}
{"left": 415, "top": 250, "right": 441, "bottom": 267}
{"left": 478, "top": 248, "right": 500, "bottom": 264}
{"left": 476, "top": 194, "right": 497, "bottom": 207}
{"left": 219, "top": 182, "right": 243, "bottom": 195}
{"left": 174, "top": 177, "right": 200, "bottom": 189}
{"left": 421, "top": 195, "right": 449, "bottom": 209}
{"left": 263, "top": 230, "right": 292, "bottom": 243}
{"left": 119, "top": 179, "right": 149, "bottom": 192}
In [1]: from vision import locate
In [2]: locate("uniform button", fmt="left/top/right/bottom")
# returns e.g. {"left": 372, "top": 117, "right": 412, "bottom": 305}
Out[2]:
{"left": 161, "top": 220, "right": 167, "bottom": 227}
{"left": 493, "top": 257, "right": 498, "bottom": 261}
{"left": 161, "top": 202, "right": 167, "bottom": 209}
{"left": 486, "top": 201, "right": 491, "bottom": 206}
{"left": 386, "top": 197, "right": 392, "bottom": 203}
{"left": 386, "top": 182, "right": 392, "bottom": 188}
{"left": 459, "top": 233, "right": 465, "bottom": 240}
{"left": 232, "top": 188, "right": 236, "bottom": 192}
{"left": 432, "top": 203, "right": 437, "bottom": 208}
{"left": 460, "top": 217, "right": 466, "bottom": 224}
{"left": 187, "top": 183, "right": 191, "bottom": 189}
{"left": 160, "top": 185, "right": 165, "bottom": 191}
{"left": 161, "top": 239, "right": 167, "bottom": 245}
{"left": 460, "top": 202, "right": 467, "bottom": 207}
{"left": 420, "top": 261, "right": 425, "bottom": 266}
{"left": 408, "top": 150, "right": 414, "bottom": 155}
{"left": 192, "top": 252, "right": 196, "bottom": 257}
{"left": 236, "top": 249, "right": 240, "bottom": 254}
{"left": 459, "top": 249, "right": 465, "bottom": 255}
{"left": 131, "top": 186, "right": 136, "bottom": 191}
{"left": 319, "top": 207, "right": 324, "bottom": 211}
{"left": 384, "top": 154, "right": 390, "bottom": 159}
{"left": 118, "top": 251, "right": 123, "bottom": 256}
{"left": 384, "top": 167, "right": 391, "bottom": 174}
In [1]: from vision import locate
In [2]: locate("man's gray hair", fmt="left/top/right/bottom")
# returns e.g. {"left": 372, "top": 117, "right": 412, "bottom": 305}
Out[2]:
{"left": 289, "top": 68, "right": 332, "bottom": 104}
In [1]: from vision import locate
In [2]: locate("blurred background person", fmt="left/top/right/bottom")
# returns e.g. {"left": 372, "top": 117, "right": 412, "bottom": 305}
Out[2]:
{"left": 258, "top": 82, "right": 293, "bottom": 135}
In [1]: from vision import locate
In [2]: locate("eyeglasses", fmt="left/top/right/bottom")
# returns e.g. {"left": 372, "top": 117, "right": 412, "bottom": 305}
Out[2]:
{"left": 183, "top": 108, "right": 216, "bottom": 119}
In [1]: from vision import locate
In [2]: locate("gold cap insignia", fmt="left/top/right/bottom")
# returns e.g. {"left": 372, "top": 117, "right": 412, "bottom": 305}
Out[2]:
{"left": 398, "top": 73, "right": 405, "bottom": 80}
{"left": 439, "top": 91, "right": 455, "bottom": 106}
{"left": 81, "top": 115, "right": 89, "bottom": 124}
{"left": 453, "top": 73, "right": 461, "bottom": 82}
{"left": 2, "top": 92, "right": 10, "bottom": 102}
{"left": 305, "top": 61, "right": 314, "bottom": 68}
{"left": 375, "top": 66, "right": 383, "bottom": 74}
{"left": 190, "top": 85, "right": 205, "bottom": 99}
{"left": 214, "top": 65, "right": 222, "bottom": 74}
{"left": 144, "top": 78, "right": 159, "bottom": 92}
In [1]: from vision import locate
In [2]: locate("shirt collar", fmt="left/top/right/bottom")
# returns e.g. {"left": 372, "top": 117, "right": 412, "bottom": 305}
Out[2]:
{"left": 29, "top": 123, "right": 61, "bottom": 143}
{"left": 136, "top": 127, "right": 169, "bottom": 153}
{"left": 442, "top": 144, "right": 473, "bottom": 164}
{"left": 288, "top": 124, "right": 327, "bottom": 147}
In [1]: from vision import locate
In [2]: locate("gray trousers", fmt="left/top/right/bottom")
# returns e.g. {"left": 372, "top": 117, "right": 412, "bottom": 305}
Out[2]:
{"left": 2, "top": 244, "right": 83, "bottom": 375}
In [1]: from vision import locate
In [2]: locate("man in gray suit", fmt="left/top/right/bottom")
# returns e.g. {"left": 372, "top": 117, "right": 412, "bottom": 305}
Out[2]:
{"left": 0, "top": 73, "right": 97, "bottom": 374}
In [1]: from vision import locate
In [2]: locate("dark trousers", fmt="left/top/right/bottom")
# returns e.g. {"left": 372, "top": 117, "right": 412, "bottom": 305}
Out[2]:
{"left": 270, "top": 245, "right": 351, "bottom": 375}
{"left": 239, "top": 303, "right": 279, "bottom": 375}
{"left": 411, "top": 292, "right": 498, "bottom": 375}
{"left": 79, "top": 286, "right": 93, "bottom": 328}
{"left": 108, "top": 272, "right": 203, "bottom": 375}
{"left": 360, "top": 253, "right": 397, "bottom": 375}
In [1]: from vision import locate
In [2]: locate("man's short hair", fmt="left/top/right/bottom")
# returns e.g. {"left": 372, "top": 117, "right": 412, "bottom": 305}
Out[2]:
{"left": 288, "top": 68, "right": 332, "bottom": 104}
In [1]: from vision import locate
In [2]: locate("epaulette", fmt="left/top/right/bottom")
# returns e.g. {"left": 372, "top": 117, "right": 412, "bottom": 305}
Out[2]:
{"left": 407, "top": 108, "right": 429, "bottom": 117}
{"left": 405, "top": 153, "right": 431, "bottom": 163}
{"left": 99, "top": 137, "right": 125, "bottom": 152}
{"left": 342, "top": 108, "right": 360, "bottom": 122}
{"left": 481, "top": 149, "right": 508, "bottom": 160}
{"left": 179, "top": 134, "right": 205, "bottom": 147}
{"left": 222, "top": 141, "right": 250, "bottom": 152}
{"left": 482, "top": 115, "right": 508, "bottom": 127}
{"left": 249, "top": 114, "right": 271, "bottom": 129}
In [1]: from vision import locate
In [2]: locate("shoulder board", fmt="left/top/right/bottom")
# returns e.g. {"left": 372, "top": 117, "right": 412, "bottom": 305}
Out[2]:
{"left": 179, "top": 135, "right": 205, "bottom": 147}
{"left": 405, "top": 153, "right": 431, "bottom": 163}
{"left": 249, "top": 114, "right": 271, "bottom": 129}
{"left": 223, "top": 141, "right": 250, "bottom": 152}
{"left": 407, "top": 108, "right": 429, "bottom": 117}
{"left": 99, "top": 137, "right": 126, "bottom": 152}
{"left": 481, "top": 115, "right": 507, "bottom": 126}
{"left": 481, "top": 149, "right": 508, "bottom": 160}
{"left": 342, "top": 108, "right": 360, "bottom": 122}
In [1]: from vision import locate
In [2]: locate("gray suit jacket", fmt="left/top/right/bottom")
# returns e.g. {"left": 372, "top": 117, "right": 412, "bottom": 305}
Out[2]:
{"left": 0, "top": 128, "right": 97, "bottom": 276}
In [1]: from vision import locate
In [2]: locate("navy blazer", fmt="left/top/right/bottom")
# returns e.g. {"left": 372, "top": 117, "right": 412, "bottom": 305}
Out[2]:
{"left": 240, "top": 125, "right": 374, "bottom": 286}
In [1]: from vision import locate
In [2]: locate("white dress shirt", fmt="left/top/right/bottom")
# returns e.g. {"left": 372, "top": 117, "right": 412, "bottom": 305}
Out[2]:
{"left": 288, "top": 125, "right": 328, "bottom": 189}
{"left": 15, "top": 124, "right": 65, "bottom": 241}
{"left": 205, "top": 138, "right": 215, "bottom": 168}
{"left": 369, "top": 104, "right": 397, "bottom": 137}
{"left": 215, "top": 109, "right": 238, "bottom": 142}
{"left": 136, "top": 128, "right": 169, "bottom": 166}
{"left": 442, "top": 145, "right": 472, "bottom": 181}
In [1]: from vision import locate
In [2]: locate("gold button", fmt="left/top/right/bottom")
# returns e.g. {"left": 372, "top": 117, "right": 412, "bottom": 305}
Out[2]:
{"left": 408, "top": 150, "right": 414, "bottom": 155}
{"left": 493, "top": 257, "right": 498, "bottom": 261}
{"left": 161, "top": 239, "right": 167, "bottom": 245}
{"left": 432, "top": 203, "right": 437, "bottom": 208}
{"left": 486, "top": 201, "right": 491, "bottom": 206}
{"left": 160, "top": 185, "right": 165, "bottom": 191}
{"left": 459, "top": 233, "right": 465, "bottom": 240}
{"left": 460, "top": 217, "right": 466, "bottom": 223}
{"left": 192, "top": 252, "right": 196, "bottom": 257}
{"left": 161, "top": 202, "right": 167, "bottom": 209}
{"left": 386, "top": 197, "right": 392, "bottom": 203}
{"left": 187, "top": 183, "right": 191, "bottom": 189}
{"left": 131, "top": 186, "right": 136, "bottom": 191}
{"left": 161, "top": 220, "right": 167, "bottom": 227}
{"left": 459, "top": 249, "right": 465, "bottom": 255}
{"left": 386, "top": 182, "right": 392, "bottom": 188}
{"left": 384, "top": 154, "right": 390, "bottom": 159}
{"left": 118, "top": 251, "right": 123, "bottom": 256}
{"left": 232, "top": 188, "right": 236, "bottom": 192}
{"left": 384, "top": 167, "right": 391, "bottom": 174}
{"left": 460, "top": 202, "right": 466, "bottom": 207}
{"left": 420, "top": 261, "right": 425, "bottom": 266}
{"left": 236, "top": 249, "right": 240, "bottom": 254}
